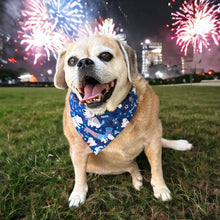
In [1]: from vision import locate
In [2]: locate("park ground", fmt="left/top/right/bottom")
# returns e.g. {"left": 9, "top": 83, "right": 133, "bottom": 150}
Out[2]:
{"left": 0, "top": 85, "right": 219, "bottom": 219}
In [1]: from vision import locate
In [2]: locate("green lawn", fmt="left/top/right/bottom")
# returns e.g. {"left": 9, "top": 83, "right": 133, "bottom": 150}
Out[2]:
{"left": 0, "top": 86, "right": 219, "bottom": 219}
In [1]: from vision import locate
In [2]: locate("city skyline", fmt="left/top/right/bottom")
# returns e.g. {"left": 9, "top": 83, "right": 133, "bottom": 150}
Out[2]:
{"left": 0, "top": 0, "right": 219, "bottom": 81}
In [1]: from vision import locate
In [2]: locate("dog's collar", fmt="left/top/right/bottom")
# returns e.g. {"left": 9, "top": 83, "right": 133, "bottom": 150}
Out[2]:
{"left": 69, "top": 87, "right": 137, "bottom": 155}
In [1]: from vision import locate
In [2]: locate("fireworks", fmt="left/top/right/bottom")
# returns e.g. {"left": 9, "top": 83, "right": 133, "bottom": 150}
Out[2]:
{"left": 21, "top": 0, "right": 48, "bottom": 31}
{"left": 171, "top": 0, "right": 220, "bottom": 55}
{"left": 44, "top": 0, "right": 86, "bottom": 36}
{"left": 19, "top": 0, "right": 86, "bottom": 64}
{"left": 94, "top": 18, "right": 119, "bottom": 35}
{"left": 85, "top": 18, "right": 119, "bottom": 36}
{"left": 19, "top": 0, "right": 124, "bottom": 64}
{"left": 20, "top": 25, "right": 70, "bottom": 64}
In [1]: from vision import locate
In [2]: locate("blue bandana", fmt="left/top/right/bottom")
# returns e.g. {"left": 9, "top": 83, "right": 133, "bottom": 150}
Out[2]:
{"left": 69, "top": 87, "right": 137, "bottom": 155}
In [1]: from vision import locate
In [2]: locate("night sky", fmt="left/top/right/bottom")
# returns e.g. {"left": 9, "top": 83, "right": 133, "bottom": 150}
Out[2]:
{"left": 0, "top": 0, "right": 219, "bottom": 80}
{"left": 87, "top": 0, "right": 175, "bottom": 50}
{"left": 120, "top": 0, "right": 172, "bottom": 43}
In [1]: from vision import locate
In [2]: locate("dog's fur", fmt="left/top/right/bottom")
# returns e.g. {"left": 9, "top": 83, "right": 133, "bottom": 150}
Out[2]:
{"left": 54, "top": 35, "right": 192, "bottom": 208}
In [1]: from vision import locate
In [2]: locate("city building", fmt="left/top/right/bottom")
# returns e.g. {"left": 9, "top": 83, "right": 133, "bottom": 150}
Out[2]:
{"left": 141, "top": 39, "right": 162, "bottom": 78}
{"left": 181, "top": 56, "right": 193, "bottom": 75}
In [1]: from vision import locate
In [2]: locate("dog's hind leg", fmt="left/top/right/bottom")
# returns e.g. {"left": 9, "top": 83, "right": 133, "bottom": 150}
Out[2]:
{"left": 127, "top": 162, "right": 143, "bottom": 191}
{"left": 87, "top": 155, "right": 143, "bottom": 190}
{"left": 161, "top": 138, "right": 192, "bottom": 151}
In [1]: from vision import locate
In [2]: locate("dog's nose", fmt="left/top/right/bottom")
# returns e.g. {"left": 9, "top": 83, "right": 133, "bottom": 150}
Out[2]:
{"left": 77, "top": 58, "right": 94, "bottom": 69}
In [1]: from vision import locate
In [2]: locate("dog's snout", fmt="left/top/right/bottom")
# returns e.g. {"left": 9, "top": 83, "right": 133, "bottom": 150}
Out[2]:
{"left": 77, "top": 58, "right": 94, "bottom": 69}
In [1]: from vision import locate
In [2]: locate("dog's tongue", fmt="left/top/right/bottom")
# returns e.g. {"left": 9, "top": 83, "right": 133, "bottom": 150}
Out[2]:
{"left": 80, "top": 83, "right": 106, "bottom": 104}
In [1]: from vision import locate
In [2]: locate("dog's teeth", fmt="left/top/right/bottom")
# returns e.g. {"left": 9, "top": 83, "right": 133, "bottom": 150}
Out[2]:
{"left": 98, "top": 95, "right": 102, "bottom": 101}
{"left": 93, "top": 97, "right": 101, "bottom": 102}
{"left": 106, "top": 84, "right": 110, "bottom": 92}
{"left": 85, "top": 96, "right": 102, "bottom": 104}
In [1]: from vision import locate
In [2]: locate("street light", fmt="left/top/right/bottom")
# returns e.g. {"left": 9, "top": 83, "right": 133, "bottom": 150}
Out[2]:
{"left": 145, "top": 39, "right": 150, "bottom": 45}
{"left": 47, "top": 69, "right": 52, "bottom": 75}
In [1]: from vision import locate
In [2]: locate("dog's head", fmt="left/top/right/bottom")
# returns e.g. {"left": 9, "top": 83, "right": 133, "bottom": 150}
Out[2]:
{"left": 54, "top": 35, "right": 138, "bottom": 114}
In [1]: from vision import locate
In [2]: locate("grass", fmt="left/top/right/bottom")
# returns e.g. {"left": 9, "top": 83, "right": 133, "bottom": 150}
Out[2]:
{"left": 0, "top": 86, "right": 219, "bottom": 219}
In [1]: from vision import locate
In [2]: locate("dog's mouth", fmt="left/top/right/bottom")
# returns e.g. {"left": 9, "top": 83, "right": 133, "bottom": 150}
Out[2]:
{"left": 77, "top": 77, "right": 117, "bottom": 108}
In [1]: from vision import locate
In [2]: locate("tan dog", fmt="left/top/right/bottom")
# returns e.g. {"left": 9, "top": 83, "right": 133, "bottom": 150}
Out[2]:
{"left": 54, "top": 34, "right": 192, "bottom": 208}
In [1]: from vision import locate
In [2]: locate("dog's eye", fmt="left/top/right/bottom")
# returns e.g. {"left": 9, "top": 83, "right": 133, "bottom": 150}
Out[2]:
{"left": 98, "top": 52, "right": 113, "bottom": 62}
{"left": 68, "top": 57, "right": 78, "bottom": 66}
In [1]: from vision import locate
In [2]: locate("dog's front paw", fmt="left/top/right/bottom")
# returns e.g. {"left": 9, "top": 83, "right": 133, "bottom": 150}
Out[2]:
{"left": 153, "top": 186, "right": 172, "bottom": 201}
{"left": 68, "top": 191, "right": 87, "bottom": 208}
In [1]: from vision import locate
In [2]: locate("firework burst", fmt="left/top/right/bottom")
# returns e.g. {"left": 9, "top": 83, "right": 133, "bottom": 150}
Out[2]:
{"left": 19, "top": 0, "right": 85, "bottom": 64}
{"left": 19, "top": 0, "right": 124, "bottom": 64}
{"left": 44, "top": 0, "right": 86, "bottom": 36}
{"left": 21, "top": 0, "right": 48, "bottom": 31}
{"left": 84, "top": 18, "right": 119, "bottom": 37}
{"left": 94, "top": 18, "right": 119, "bottom": 35}
{"left": 20, "top": 24, "right": 70, "bottom": 64}
{"left": 171, "top": 0, "right": 220, "bottom": 55}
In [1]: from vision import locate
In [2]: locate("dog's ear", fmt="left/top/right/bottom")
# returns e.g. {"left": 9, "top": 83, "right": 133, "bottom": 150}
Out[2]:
{"left": 117, "top": 40, "right": 138, "bottom": 82}
{"left": 54, "top": 49, "right": 67, "bottom": 89}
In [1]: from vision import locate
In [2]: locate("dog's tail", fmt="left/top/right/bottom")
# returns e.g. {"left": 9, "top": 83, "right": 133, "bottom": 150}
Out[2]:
{"left": 161, "top": 138, "right": 193, "bottom": 151}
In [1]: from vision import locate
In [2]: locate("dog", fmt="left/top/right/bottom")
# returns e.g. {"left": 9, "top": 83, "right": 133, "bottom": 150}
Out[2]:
{"left": 54, "top": 34, "right": 192, "bottom": 208}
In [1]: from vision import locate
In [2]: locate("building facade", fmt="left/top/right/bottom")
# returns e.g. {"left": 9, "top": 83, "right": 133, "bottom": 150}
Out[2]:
{"left": 141, "top": 40, "right": 162, "bottom": 78}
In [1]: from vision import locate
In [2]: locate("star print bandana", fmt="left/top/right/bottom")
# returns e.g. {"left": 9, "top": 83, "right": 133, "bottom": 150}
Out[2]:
{"left": 69, "top": 87, "right": 137, "bottom": 155}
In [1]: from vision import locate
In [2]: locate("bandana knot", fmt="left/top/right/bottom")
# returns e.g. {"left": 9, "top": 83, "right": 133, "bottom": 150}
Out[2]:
{"left": 69, "top": 87, "right": 137, "bottom": 155}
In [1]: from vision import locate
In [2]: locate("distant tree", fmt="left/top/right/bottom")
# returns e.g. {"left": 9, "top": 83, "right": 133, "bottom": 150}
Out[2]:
{"left": 16, "top": 68, "right": 27, "bottom": 75}
{"left": 0, "top": 68, "right": 20, "bottom": 82}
